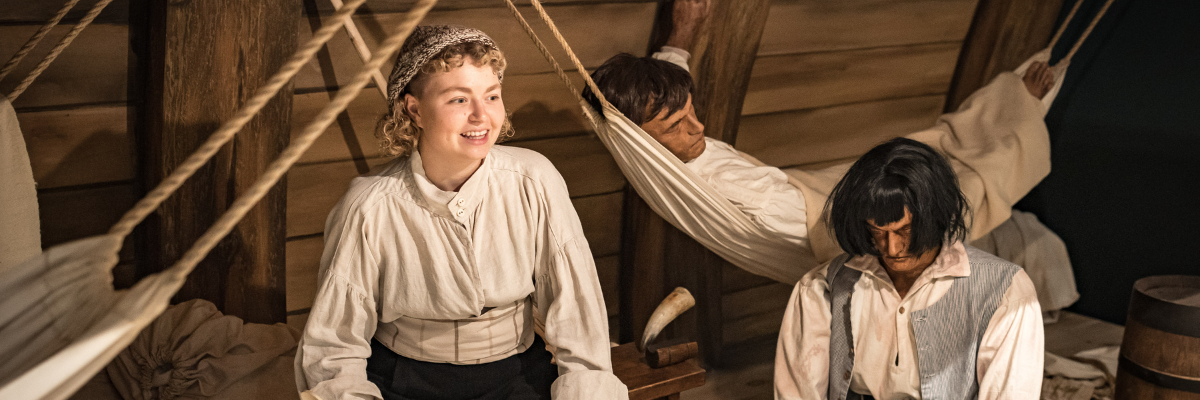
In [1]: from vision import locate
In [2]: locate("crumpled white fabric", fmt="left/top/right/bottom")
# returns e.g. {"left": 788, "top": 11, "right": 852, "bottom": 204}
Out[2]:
{"left": 105, "top": 299, "right": 298, "bottom": 400}
{"left": 972, "top": 210, "right": 1080, "bottom": 317}
{"left": 0, "top": 95, "right": 41, "bottom": 269}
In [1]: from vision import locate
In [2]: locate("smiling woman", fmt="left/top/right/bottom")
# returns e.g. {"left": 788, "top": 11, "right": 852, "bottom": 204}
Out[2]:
{"left": 295, "top": 25, "right": 627, "bottom": 400}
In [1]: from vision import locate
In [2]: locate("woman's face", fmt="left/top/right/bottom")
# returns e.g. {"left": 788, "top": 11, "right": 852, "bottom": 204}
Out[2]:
{"left": 406, "top": 58, "right": 504, "bottom": 168}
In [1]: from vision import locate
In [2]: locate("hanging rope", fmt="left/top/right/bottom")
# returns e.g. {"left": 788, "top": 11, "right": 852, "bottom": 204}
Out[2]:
{"left": 329, "top": 0, "right": 389, "bottom": 99}
{"left": 0, "top": 0, "right": 81, "bottom": 83}
{"left": 107, "top": 0, "right": 373, "bottom": 240}
{"left": 502, "top": 0, "right": 580, "bottom": 100}
{"left": 6, "top": 0, "right": 114, "bottom": 102}
{"left": 1046, "top": 0, "right": 1118, "bottom": 67}
{"left": 515, "top": 0, "right": 611, "bottom": 108}
{"left": 1061, "top": 0, "right": 1117, "bottom": 65}
{"left": 160, "top": 0, "right": 438, "bottom": 284}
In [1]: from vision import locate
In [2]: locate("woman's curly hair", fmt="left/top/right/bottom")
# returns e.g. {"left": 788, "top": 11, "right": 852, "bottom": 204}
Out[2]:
{"left": 376, "top": 42, "right": 513, "bottom": 158}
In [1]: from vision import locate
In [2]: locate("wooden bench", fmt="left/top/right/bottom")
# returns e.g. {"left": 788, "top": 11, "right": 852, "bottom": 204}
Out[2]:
{"left": 611, "top": 343, "right": 706, "bottom": 400}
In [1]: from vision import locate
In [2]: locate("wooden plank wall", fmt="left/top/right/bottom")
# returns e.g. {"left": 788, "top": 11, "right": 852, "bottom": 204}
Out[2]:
{"left": 0, "top": 5, "right": 137, "bottom": 281}
{"left": 721, "top": 0, "right": 981, "bottom": 345}
{"left": 283, "top": 1, "right": 658, "bottom": 337}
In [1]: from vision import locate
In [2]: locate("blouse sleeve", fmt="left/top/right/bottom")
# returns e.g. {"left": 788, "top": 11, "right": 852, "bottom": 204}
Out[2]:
{"left": 531, "top": 167, "right": 629, "bottom": 400}
{"left": 975, "top": 269, "right": 1044, "bottom": 400}
{"left": 775, "top": 269, "right": 833, "bottom": 400}
{"left": 295, "top": 198, "right": 384, "bottom": 400}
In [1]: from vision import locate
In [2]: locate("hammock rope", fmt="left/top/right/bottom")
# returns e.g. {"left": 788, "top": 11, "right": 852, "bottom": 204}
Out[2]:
{"left": 5, "top": 0, "right": 115, "bottom": 102}
{"left": 329, "top": 0, "right": 389, "bottom": 99}
{"left": 502, "top": 0, "right": 581, "bottom": 100}
{"left": 107, "top": 0, "right": 373, "bottom": 240}
{"left": 1047, "top": 0, "right": 1118, "bottom": 67}
{"left": 162, "top": 0, "right": 437, "bottom": 284}
{"left": 504, "top": 0, "right": 611, "bottom": 109}
{"left": 0, "top": 0, "right": 82, "bottom": 83}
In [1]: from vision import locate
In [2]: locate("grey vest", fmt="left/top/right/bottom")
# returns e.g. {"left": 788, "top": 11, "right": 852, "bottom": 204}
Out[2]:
{"left": 825, "top": 246, "right": 1019, "bottom": 400}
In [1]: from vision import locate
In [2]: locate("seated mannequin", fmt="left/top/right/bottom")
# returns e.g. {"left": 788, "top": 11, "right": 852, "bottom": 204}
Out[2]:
{"left": 774, "top": 138, "right": 1043, "bottom": 399}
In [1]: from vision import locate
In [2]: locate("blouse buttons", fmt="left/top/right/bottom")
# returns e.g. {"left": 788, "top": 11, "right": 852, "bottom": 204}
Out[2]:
{"left": 456, "top": 198, "right": 465, "bottom": 206}
{"left": 456, "top": 209, "right": 465, "bottom": 217}
{"left": 899, "top": 307, "right": 906, "bottom": 314}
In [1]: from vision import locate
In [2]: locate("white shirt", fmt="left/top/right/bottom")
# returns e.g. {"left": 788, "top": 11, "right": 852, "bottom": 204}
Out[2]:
{"left": 296, "top": 146, "right": 625, "bottom": 400}
{"left": 774, "top": 242, "right": 1044, "bottom": 400}
{"left": 686, "top": 138, "right": 811, "bottom": 260}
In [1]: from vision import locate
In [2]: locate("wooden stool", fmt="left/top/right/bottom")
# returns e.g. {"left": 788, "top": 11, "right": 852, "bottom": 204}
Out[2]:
{"left": 611, "top": 342, "right": 706, "bottom": 400}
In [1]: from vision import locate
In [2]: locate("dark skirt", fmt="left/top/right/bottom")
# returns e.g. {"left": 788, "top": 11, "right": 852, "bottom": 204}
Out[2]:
{"left": 366, "top": 335, "right": 557, "bottom": 400}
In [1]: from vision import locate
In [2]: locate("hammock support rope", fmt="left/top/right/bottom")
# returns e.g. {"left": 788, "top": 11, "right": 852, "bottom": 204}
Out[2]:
{"left": 4, "top": 0, "right": 115, "bottom": 102}
{"left": 0, "top": 0, "right": 82, "bottom": 83}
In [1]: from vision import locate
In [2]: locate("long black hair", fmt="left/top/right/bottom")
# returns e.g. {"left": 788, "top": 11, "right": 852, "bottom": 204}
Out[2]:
{"left": 822, "top": 138, "right": 971, "bottom": 257}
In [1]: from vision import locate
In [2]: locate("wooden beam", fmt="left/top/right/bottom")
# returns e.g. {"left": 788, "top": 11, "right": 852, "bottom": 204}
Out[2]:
{"left": 944, "top": 0, "right": 1065, "bottom": 111}
{"left": 620, "top": 0, "right": 771, "bottom": 366}
{"left": 140, "top": 0, "right": 297, "bottom": 324}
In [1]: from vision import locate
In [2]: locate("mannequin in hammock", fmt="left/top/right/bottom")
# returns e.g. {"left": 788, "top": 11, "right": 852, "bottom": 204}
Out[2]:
{"left": 774, "top": 138, "right": 1043, "bottom": 400}
{"left": 296, "top": 26, "right": 626, "bottom": 400}
{"left": 582, "top": 0, "right": 1056, "bottom": 277}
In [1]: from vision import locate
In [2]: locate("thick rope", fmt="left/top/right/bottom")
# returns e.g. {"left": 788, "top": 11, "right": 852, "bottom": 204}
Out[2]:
{"left": 107, "top": 0, "right": 372, "bottom": 240}
{"left": 0, "top": 0, "right": 81, "bottom": 83}
{"left": 502, "top": 0, "right": 580, "bottom": 100}
{"left": 330, "top": 0, "right": 389, "bottom": 99}
{"left": 162, "top": 0, "right": 438, "bottom": 283}
{"left": 524, "top": 0, "right": 611, "bottom": 108}
{"left": 1047, "top": 0, "right": 1085, "bottom": 52}
{"left": 1061, "top": 0, "right": 1117, "bottom": 64}
{"left": 6, "top": 0, "right": 114, "bottom": 102}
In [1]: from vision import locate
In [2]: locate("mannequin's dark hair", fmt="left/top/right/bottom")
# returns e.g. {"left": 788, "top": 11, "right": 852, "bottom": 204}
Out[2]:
{"left": 582, "top": 53, "right": 693, "bottom": 125}
{"left": 822, "top": 137, "right": 971, "bottom": 257}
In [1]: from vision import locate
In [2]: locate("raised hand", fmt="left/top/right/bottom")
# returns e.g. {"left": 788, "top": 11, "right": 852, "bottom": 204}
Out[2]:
{"left": 1022, "top": 61, "right": 1055, "bottom": 100}
{"left": 665, "top": 0, "right": 711, "bottom": 51}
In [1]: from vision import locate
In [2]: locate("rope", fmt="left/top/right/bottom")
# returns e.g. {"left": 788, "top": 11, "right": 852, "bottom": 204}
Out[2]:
{"left": 523, "top": 0, "right": 611, "bottom": 108}
{"left": 502, "top": 0, "right": 580, "bottom": 100}
{"left": 107, "top": 0, "right": 373, "bottom": 240}
{"left": 1047, "top": 0, "right": 1085, "bottom": 52}
{"left": 6, "top": 0, "right": 113, "bottom": 102}
{"left": 161, "top": 0, "right": 438, "bottom": 284}
{"left": 0, "top": 0, "right": 81, "bottom": 83}
{"left": 329, "top": 0, "right": 389, "bottom": 99}
{"left": 1061, "top": 0, "right": 1117, "bottom": 64}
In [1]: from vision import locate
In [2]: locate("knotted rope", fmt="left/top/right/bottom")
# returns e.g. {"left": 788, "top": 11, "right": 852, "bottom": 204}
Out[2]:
{"left": 0, "top": 0, "right": 81, "bottom": 83}
{"left": 159, "top": 0, "right": 437, "bottom": 285}
{"left": 4, "top": 0, "right": 115, "bottom": 102}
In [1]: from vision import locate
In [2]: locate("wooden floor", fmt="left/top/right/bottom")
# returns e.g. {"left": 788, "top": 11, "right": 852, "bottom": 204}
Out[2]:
{"left": 680, "top": 311, "right": 1125, "bottom": 400}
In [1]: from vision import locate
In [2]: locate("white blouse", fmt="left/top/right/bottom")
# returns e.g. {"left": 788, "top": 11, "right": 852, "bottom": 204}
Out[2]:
{"left": 295, "top": 146, "right": 626, "bottom": 400}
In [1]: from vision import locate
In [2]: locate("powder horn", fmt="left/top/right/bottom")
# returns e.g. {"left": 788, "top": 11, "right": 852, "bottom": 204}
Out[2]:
{"left": 638, "top": 287, "right": 696, "bottom": 353}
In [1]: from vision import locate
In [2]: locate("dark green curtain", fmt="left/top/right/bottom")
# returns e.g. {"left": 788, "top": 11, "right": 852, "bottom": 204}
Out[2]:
{"left": 1017, "top": 0, "right": 1200, "bottom": 324}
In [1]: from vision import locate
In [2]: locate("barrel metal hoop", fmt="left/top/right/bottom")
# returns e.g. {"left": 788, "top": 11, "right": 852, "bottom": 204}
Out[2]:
{"left": 1118, "top": 354, "right": 1200, "bottom": 394}
{"left": 1127, "top": 276, "right": 1200, "bottom": 338}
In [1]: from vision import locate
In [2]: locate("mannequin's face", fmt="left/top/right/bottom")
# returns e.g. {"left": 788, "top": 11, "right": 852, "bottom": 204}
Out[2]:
{"left": 639, "top": 95, "right": 706, "bottom": 162}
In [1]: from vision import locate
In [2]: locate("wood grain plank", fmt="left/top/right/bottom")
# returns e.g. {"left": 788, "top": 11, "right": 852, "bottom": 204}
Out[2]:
{"left": 292, "top": 71, "right": 588, "bottom": 165}
{"left": 722, "top": 283, "right": 793, "bottom": 345}
{"left": 294, "top": 3, "right": 655, "bottom": 91}
{"left": 596, "top": 254, "right": 619, "bottom": 317}
{"left": 737, "top": 95, "right": 945, "bottom": 168}
{"left": 722, "top": 264, "right": 778, "bottom": 295}
{"left": 945, "top": 0, "right": 1064, "bottom": 111}
{"left": 287, "top": 135, "right": 625, "bottom": 237}
{"left": 37, "top": 183, "right": 136, "bottom": 247}
{"left": 573, "top": 192, "right": 624, "bottom": 258}
{"left": 17, "top": 105, "right": 132, "bottom": 189}
{"left": 741, "top": 41, "right": 961, "bottom": 117}
{"left": 758, "top": 0, "right": 978, "bottom": 56}
{"left": 0, "top": 0, "right": 131, "bottom": 24}
{"left": 0, "top": 23, "right": 128, "bottom": 108}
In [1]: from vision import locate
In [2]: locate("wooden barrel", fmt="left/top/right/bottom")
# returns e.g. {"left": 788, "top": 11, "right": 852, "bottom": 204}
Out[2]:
{"left": 1116, "top": 275, "right": 1200, "bottom": 399}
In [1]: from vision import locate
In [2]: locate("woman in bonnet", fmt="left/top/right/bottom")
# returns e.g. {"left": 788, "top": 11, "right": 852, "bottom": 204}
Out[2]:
{"left": 296, "top": 25, "right": 626, "bottom": 400}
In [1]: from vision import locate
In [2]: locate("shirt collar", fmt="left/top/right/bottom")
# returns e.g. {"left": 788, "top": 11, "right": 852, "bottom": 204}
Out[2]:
{"left": 409, "top": 149, "right": 491, "bottom": 221}
{"left": 843, "top": 241, "right": 971, "bottom": 286}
